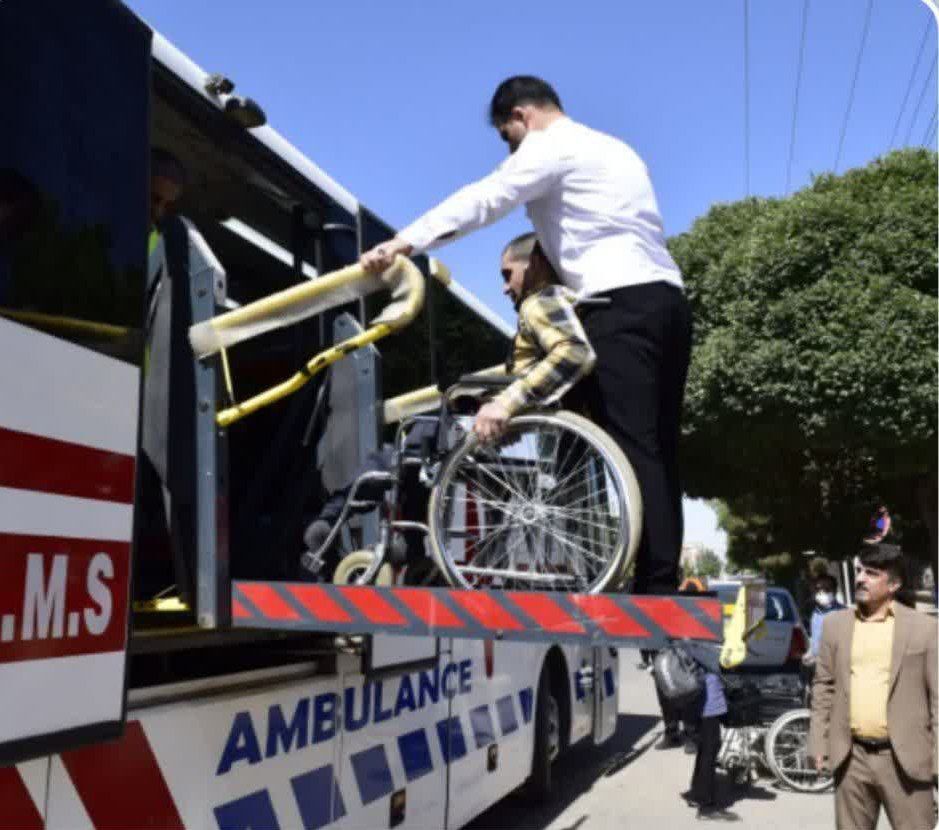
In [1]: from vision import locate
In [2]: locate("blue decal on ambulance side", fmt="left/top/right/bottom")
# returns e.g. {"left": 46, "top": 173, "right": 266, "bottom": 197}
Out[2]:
{"left": 436, "top": 716, "right": 468, "bottom": 762}
{"left": 351, "top": 745, "right": 395, "bottom": 805}
{"left": 496, "top": 696, "right": 518, "bottom": 735}
{"left": 291, "top": 765, "right": 346, "bottom": 830}
{"left": 469, "top": 704, "right": 496, "bottom": 748}
{"left": 214, "top": 788, "right": 280, "bottom": 830}
{"left": 518, "top": 687, "right": 534, "bottom": 724}
{"left": 398, "top": 728, "right": 434, "bottom": 782}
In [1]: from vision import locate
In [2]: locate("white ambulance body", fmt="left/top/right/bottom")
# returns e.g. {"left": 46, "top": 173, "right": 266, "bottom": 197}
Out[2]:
{"left": 0, "top": 2, "right": 622, "bottom": 827}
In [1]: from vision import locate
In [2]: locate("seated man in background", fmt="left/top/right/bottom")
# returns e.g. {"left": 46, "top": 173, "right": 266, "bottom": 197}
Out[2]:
{"left": 301, "top": 231, "right": 596, "bottom": 581}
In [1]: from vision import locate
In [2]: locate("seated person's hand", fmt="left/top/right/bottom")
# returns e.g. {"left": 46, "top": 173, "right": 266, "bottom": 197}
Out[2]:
{"left": 473, "top": 401, "right": 510, "bottom": 443}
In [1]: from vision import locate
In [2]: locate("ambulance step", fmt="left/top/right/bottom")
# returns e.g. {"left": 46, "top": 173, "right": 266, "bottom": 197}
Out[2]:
{"left": 230, "top": 582, "right": 722, "bottom": 647}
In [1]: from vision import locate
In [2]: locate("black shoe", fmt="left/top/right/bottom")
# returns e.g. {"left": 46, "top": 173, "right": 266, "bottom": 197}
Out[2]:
{"left": 696, "top": 806, "right": 740, "bottom": 822}
{"left": 680, "top": 790, "right": 701, "bottom": 807}
{"left": 656, "top": 730, "right": 682, "bottom": 750}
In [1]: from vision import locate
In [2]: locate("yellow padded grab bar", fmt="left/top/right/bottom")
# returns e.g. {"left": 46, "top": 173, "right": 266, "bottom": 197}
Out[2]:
{"left": 190, "top": 256, "right": 424, "bottom": 428}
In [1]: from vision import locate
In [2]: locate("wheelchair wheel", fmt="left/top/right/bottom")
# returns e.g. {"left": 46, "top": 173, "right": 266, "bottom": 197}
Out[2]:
{"left": 427, "top": 410, "right": 642, "bottom": 593}
{"left": 765, "top": 708, "right": 832, "bottom": 793}
{"left": 333, "top": 550, "right": 393, "bottom": 586}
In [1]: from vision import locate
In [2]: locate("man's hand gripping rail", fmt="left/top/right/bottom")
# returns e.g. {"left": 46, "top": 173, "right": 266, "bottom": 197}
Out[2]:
{"left": 189, "top": 255, "right": 424, "bottom": 427}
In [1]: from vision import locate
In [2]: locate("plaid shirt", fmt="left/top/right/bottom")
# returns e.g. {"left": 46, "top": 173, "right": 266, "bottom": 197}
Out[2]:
{"left": 493, "top": 285, "right": 595, "bottom": 416}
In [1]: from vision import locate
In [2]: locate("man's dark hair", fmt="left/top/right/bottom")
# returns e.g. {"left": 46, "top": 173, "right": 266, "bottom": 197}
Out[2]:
{"left": 502, "top": 231, "right": 538, "bottom": 261}
{"left": 489, "top": 76, "right": 562, "bottom": 126}
{"left": 858, "top": 542, "right": 904, "bottom": 585}
{"left": 151, "top": 147, "right": 188, "bottom": 187}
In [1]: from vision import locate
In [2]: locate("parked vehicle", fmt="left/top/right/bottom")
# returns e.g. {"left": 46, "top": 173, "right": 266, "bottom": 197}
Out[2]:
{"left": 710, "top": 582, "right": 809, "bottom": 674}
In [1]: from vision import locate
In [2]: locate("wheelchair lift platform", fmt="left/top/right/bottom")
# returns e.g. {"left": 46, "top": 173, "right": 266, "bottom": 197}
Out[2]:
{"left": 230, "top": 582, "right": 724, "bottom": 648}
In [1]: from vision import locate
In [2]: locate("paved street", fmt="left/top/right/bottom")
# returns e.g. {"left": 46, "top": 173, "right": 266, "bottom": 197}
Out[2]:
{"left": 467, "top": 649, "right": 844, "bottom": 830}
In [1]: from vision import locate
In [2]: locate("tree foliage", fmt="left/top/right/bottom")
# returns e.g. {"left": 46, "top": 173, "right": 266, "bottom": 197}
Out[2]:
{"left": 690, "top": 548, "right": 723, "bottom": 580}
{"left": 669, "top": 149, "right": 937, "bottom": 565}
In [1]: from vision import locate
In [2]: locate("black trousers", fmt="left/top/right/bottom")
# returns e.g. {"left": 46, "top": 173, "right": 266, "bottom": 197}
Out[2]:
{"left": 573, "top": 281, "right": 693, "bottom": 595}
{"left": 690, "top": 715, "right": 722, "bottom": 807}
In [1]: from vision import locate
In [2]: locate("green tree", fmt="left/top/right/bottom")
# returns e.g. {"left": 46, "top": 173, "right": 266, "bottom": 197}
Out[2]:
{"left": 691, "top": 547, "right": 723, "bottom": 580}
{"left": 670, "top": 149, "right": 937, "bottom": 566}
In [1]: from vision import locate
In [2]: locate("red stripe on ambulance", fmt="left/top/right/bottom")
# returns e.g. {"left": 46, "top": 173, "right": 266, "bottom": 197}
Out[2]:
{"left": 0, "top": 427, "right": 134, "bottom": 504}
{"left": 62, "top": 721, "right": 183, "bottom": 830}
{"left": 0, "top": 766, "right": 43, "bottom": 830}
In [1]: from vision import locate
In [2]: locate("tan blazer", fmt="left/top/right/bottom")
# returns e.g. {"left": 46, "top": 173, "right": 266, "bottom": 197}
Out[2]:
{"left": 808, "top": 602, "right": 937, "bottom": 782}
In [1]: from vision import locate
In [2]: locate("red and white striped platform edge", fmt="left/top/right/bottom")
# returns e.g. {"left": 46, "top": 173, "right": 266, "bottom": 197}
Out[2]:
{"left": 0, "top": 317, "right": 137, "bottom": 751}
{"left": 232, "top": 581, "right": 723, "bottom": 647}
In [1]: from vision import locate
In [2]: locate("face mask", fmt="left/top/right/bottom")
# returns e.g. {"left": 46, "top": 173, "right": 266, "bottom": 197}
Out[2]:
{"left": 815, "top": 591, "right": 834, "bottom": 608}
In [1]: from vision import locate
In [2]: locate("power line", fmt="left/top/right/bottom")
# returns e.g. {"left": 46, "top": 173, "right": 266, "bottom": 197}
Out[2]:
{"left": 889, "top": 21, "right": 931, "bottom": 150}
{"left": 903, "top": 52, "right": 937, "bottom": 147}
{"left": 786, "top": 0, "right": 811, "bottom": 195}
{"left": 834, "top": 0, "right": 875, "bottom": 173}
{"left": 743, "top": 0, "right": 751, "bottom": 196}
{"left": 923, "top": 106, "right": 938, "bottom": 147}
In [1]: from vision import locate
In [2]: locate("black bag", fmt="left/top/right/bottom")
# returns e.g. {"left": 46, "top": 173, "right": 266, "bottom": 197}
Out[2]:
{"left": 652, "top": 643, "right": 705, "bottom": 708}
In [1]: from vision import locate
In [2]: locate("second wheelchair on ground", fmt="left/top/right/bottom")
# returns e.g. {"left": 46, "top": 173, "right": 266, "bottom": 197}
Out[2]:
{"left": 718, "top": 675, "right": 833, "bottom": 794}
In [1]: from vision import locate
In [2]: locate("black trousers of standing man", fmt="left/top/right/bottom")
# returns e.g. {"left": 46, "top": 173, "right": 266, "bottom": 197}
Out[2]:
{"left": 573, "top": 280, "right": 693, "bottom": 595}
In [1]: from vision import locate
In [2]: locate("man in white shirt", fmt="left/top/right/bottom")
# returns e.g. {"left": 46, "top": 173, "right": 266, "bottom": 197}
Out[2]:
{"left": 361, "top": 76, "right": 692, "bottom": 596}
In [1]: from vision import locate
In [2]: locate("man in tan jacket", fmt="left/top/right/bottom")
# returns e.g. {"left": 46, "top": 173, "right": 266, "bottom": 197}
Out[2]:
{"left": 809, "top": 543, "right": 937, "bottom": 830}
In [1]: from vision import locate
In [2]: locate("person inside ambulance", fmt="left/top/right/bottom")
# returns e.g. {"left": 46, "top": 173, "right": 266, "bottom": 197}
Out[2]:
{"left": 299, "top": 231, "right": 596, "bottom": 584}
{"left": 136, "top": 148, "right": 197, "bottom": 603}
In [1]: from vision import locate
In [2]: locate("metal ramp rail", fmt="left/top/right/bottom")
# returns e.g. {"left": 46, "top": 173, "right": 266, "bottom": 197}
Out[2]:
{"left": 230, "top": 582, "right": 724, "bottom": 648}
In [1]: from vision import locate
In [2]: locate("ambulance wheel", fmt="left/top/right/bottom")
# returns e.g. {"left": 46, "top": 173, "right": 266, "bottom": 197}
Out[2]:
{"left": 333, "top": 550, "right": 393, "bottom": 586}
{"left": 527, "top": 665, "right": 561, "bottom": 803}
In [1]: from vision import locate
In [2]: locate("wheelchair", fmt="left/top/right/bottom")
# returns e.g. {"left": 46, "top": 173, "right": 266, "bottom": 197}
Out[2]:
{"left": 305, "top": 373, "right": 643, "bottom": 594}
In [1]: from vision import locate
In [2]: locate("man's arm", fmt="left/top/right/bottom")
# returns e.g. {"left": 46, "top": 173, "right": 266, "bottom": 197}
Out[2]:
{"left": 474, "top": 292, "right": 594, "bottom": 442}
{"left": 809, "top": 616, "right": 836, "bottom": 769}
{"left": 361, "top": 136, "right": 560, "bottom": 273}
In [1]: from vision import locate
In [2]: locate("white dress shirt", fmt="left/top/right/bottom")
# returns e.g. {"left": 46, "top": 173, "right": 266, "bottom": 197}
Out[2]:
{"left": 398, "top": 117, "right": 683, "bottom": 296}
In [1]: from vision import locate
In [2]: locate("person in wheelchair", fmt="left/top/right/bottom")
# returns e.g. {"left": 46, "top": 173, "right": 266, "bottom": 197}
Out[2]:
{"left": 300, "top": 231, "right": 597, "bottom": 583}
{"left": 473, "top": 231, "right": 596, "bottom": 443}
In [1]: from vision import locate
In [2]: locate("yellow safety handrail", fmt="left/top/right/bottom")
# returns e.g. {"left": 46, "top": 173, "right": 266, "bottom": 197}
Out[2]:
{"left": 190, "top": 256, "right": 424, "bottom": 428}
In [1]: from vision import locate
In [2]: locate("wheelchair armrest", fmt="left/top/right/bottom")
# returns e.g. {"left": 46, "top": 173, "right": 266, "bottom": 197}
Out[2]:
{"left": 456, "top": 373, "right": 518, "bottom": 389}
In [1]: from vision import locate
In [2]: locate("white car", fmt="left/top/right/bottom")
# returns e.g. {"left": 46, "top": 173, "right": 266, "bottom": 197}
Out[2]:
{"left": 710, "top": 582, "right": 809, "bottom": 677}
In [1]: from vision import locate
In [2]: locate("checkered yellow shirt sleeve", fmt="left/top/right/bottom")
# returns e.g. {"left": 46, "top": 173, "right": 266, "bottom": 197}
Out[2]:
{"left": 494, "top": 287, "right": 595, "bottom": 416}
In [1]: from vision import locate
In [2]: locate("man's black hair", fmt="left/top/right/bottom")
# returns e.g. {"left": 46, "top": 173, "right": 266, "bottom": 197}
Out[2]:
{"left": 151, "top": 147, "right": 188, "bottom": 187}
{"left": 489, "top": 76, "right": 563, "bottom": 126}
{"left": 814, "top": 573, "right": 837, "bottom": 590}
{"left": 502, "top": 231, "right": 538, "bottom": 261}
{"left": 858, "top": 542, "right": 904, "bottom": 585}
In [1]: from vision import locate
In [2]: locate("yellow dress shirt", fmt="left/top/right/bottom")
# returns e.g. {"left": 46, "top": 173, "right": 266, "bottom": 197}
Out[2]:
{"left": 850, "top": 604, "right": 895, "bottom": 740}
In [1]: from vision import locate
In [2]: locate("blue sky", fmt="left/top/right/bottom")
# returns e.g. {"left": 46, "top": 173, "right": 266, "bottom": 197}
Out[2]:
{"left": 127, "top": 0, "right": 937, "bottom": 557}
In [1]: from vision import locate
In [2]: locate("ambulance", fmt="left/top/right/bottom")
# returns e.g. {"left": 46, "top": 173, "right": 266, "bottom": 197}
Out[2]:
{"left": 0, "top": 2, "right": 725, "bottom": 828}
